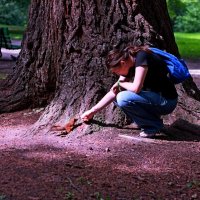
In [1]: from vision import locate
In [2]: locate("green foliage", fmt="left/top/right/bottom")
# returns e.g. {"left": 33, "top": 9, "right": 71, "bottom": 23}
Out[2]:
{"left": 0, "top": 0, "right": 30, "bottom": 26}
{"left": 174, "top": 2, "right": 200, "bottom": 32}
{"left": 94, "top": 192, "right": 111, "bottom": 200}
{"left": 175, "top": 32, "right": 200, "bottom": 58}
{"left": 167, "top": 0, "right": 200, "bottom": 32}
{"left": 64, "top": 192, "right": 74, "bottom": 200}
{"left": 167, "top": 0, "right": 186, "bottom": 26}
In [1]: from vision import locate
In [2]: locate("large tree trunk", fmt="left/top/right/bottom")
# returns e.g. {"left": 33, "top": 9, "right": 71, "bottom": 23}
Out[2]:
{"left": 0, "top": 0, "right": 199, "bottom": 133}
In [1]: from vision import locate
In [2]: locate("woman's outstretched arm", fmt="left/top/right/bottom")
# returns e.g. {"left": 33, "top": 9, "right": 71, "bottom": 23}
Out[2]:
{"left": 81, "top": 90, "right": 116, "bottom": 121}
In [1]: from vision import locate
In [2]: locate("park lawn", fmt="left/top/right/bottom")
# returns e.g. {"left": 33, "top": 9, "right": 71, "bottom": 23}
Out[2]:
{"left": 174, "top": 32, "right": 200, "bottom": 59}
{"left": 0, "top": 73, "right": 7, "bottom": 80}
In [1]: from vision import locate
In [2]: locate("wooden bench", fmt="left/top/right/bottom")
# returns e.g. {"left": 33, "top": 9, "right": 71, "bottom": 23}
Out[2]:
{"left": 0, "top": 27, "right": 21, "bottom": 58}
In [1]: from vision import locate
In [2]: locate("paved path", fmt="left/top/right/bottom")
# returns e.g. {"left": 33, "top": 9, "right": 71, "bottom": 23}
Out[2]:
{"left": 0, "top": 40, "right": 21, "bottom": 61}
{"left": 0, "top": 48, "right": 20, "bottom": 60}
{"left": 189, "top": 69, "right": 200, "bottom": 75}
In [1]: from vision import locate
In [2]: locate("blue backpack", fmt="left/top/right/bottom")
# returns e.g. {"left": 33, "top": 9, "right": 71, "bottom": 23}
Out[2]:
{"left": 149, "top": 47, "right": 191, "bottom": 84}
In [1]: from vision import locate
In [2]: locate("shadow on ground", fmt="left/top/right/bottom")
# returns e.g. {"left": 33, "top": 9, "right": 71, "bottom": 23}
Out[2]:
{"left": 156, "top": 119, "right": 200, "bottom": 142}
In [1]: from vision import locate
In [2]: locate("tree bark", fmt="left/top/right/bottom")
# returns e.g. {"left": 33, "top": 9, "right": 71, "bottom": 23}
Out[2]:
{"left": 0, "top": 0, "right": 199, "bottom": 132}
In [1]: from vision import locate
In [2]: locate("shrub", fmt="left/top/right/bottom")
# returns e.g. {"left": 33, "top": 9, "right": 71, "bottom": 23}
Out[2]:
{"left": 174, "top": 2, "right": 200, "bottom": 32}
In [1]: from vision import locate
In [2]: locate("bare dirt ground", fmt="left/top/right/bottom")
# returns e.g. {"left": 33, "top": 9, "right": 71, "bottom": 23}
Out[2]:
{"left": 0, "top": 58, "right": 200, "bottom": 200}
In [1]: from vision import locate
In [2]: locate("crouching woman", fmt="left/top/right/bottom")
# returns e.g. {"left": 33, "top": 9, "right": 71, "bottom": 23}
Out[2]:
{"left": 81, "top": 46, "right": 178, "bottom": 138}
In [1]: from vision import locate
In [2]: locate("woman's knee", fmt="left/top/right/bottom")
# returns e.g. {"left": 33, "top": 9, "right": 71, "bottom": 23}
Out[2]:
{"left": 116, "top": 91, "right": 136, "bottom": 108}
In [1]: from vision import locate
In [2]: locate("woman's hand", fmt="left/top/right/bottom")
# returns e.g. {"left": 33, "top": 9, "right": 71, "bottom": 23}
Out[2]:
{"left": 81, "top": 109, "right": 95, "bottom": 122}
{"left": 81, "top": 89, "right": 118, "bottom": 122}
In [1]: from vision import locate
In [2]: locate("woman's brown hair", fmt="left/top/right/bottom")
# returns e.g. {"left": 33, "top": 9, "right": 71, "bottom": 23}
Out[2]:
{"left": 106, "top": 45, "right": 151, "bottom": 70}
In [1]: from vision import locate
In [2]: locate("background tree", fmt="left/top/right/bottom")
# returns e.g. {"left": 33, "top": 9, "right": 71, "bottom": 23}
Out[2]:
{"left": 0, "top": 0, "right": 199, "bottom": 133}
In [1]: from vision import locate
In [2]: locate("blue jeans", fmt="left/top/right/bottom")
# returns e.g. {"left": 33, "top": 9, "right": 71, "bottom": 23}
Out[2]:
{"left": 116, "top": 91, "right": 178, "bottom": 133}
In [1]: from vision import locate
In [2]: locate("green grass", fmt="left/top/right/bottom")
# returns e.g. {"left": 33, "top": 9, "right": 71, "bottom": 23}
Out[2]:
{"left": 174, "top": 32, "right": 200, "bottom": 59}
{"left": 0, "top": 24, "right": 25, "bottom": 40}
{"left": 0, "top": 73, "right": 8, "bottom": 80}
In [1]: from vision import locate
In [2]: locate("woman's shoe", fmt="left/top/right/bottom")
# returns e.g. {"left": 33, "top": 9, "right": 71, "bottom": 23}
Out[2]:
{"left": 139, "top": 131, "right": 157, "bottom": 138}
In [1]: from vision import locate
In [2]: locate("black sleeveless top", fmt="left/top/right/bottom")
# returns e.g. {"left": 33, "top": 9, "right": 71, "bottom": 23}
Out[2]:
{"left": 125, "top": 50, "right": 178, "bottom": 99}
